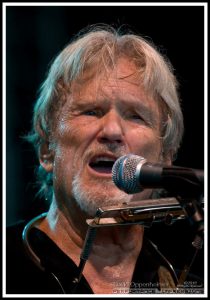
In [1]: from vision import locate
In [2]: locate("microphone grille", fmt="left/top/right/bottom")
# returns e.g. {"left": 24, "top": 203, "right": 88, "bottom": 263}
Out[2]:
{"left": 112, "top": 154, "right": 146, "bottom": 194}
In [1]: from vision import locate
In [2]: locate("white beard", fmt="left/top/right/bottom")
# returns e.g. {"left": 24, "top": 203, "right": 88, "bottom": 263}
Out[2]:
{"left": 72, "top": 173, "right": 132, "bottom": 217}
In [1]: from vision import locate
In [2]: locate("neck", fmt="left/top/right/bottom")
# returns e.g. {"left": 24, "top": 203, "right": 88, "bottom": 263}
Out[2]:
{"left": 37, "top": 199, "right": 144, "bottom": 265}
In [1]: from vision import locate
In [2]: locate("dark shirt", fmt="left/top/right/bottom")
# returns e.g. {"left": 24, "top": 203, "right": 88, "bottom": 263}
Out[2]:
{"left": 6, "top": 217, "right": 201, "bottom": 295}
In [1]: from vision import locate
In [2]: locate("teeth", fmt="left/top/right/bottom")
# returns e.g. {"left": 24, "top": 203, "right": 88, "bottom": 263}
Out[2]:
{"left": 93, "top": 156, "right": 116, "bottom": 163}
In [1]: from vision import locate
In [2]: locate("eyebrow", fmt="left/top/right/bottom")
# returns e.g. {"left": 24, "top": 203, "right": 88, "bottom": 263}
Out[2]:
{"left": 133, "top": 101, "right": 157, "bottom": 120}
{"left": 118, "top": 98, "right": 159, "bottom": 126}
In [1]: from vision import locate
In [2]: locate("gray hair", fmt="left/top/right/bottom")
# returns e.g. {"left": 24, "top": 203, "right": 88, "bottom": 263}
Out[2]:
{"left": 26, "top": 25, "right": 184, "bottom": 199}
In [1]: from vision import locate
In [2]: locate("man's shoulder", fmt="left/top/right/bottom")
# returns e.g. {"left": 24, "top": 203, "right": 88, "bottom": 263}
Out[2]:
{"left": 6, "top": 219, "right": 51, "bottom": 294}
{"left": 6, "top": 220, "right": 27, "bottom": 256}
{"left": 7, "top": 219, "right": 26, "bottom": 234}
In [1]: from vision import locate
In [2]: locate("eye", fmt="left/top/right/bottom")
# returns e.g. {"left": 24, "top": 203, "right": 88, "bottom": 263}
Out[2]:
{"left": 128, "top": 113, "right": 145, "bottom": 123}
{"left": 131, "top": 114, "right": 142, "bottom": 120}
{"left": 83, "top": 110, "right": 97, "bottom": 116}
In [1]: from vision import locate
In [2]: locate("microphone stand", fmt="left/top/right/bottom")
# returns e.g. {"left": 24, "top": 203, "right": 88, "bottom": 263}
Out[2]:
{"left": 175, "top": 195, "right": 204, "bottom": 289}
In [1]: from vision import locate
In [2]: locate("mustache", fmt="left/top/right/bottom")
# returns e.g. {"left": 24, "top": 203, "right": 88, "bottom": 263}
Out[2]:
{"left": 82, "top": 143, "right": 127, "bottom": 165}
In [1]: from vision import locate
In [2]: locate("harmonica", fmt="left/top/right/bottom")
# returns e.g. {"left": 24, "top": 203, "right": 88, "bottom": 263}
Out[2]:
{"left": 86, "top": 197, "right": 204, "bottom": 228}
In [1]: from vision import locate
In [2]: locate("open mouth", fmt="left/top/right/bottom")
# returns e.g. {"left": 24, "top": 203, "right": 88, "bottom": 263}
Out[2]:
{"left": 89, "top": 156, "right": 117, "bottom": 175}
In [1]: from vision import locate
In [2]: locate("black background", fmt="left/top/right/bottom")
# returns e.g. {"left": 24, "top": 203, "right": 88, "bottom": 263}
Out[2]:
{"left": 6, "top": 4, "right": 205, "bottom": 280}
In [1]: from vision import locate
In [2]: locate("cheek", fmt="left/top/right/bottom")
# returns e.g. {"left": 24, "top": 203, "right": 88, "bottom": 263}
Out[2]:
{"left": 52, "top": 121, "right": 91, "bottom": 183}
{"left": 52, "top": 145, "right": 81, "bottom": 205}
{"left": 127, "top": 128, "right": 162, "bottom": 162}
{"left": 53, "top": 147, "right": 74, "bottom": 184}
{"left": 56, "top": 120, "right": 82, "bottom": 147}
{"left": 56, "top": 118, "right": 98, "bottom": 150}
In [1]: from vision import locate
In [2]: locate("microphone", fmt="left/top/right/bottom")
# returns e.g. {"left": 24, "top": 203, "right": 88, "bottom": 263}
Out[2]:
{"left": 112, "top": 154, "right": 204, "bottom": 195}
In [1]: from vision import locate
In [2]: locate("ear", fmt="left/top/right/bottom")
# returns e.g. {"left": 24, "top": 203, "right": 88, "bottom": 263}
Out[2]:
{"left": 39, "top": 142, "right": 54, "bottom": 173}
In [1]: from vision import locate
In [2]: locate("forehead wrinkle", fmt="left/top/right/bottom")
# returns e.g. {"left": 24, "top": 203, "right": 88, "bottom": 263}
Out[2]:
{"left": 99, "top": 73, "right": 141, "bottom": 90}
{"left": 71, "top": 78, "right": 159, "bottom": 113}
{"left": 116, "top": 70, "right": 141, "bottom": 86}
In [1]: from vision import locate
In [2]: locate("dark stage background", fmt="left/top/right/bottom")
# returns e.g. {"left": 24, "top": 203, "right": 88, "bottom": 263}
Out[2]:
{"left": 6, "top": 5, "right": 205, "bottom": 280}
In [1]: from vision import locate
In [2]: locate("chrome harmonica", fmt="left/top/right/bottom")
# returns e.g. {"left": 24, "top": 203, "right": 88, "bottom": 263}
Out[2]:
{"left": 86, "top": 197, "right": 203, "bottom": 228}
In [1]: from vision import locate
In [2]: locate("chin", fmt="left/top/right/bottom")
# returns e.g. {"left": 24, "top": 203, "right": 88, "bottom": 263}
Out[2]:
{"left": 71, "top": 174, "right": 132, "bottom": 217}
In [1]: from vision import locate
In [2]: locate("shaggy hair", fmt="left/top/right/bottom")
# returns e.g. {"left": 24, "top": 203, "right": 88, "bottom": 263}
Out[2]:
{"left": 26, "top": 24, "right": 184, "bottom": 200}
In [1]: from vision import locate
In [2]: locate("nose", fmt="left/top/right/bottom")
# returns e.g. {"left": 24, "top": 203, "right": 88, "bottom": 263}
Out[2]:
{"left": 97, "top": 110, "right": 124, "bottom": 144}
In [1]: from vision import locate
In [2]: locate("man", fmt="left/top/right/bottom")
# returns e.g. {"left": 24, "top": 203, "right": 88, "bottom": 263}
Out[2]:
{"left": 7, "top": 25, "right": 186, "bottom": 294}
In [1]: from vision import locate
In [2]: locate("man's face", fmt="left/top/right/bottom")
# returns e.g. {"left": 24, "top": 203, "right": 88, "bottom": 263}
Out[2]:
{"left": 50, "top": 58, "right": 165, "bottom": 217}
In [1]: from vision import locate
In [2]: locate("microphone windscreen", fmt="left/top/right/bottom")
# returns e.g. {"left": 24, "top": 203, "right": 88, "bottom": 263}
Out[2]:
{"left": 112, "top": 154, "right": 146, "bottom": 193}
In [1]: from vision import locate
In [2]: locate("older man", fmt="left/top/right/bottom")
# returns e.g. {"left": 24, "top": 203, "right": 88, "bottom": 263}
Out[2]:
{"left": 7, "top": 25, "right": 185, "bottom": 294}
